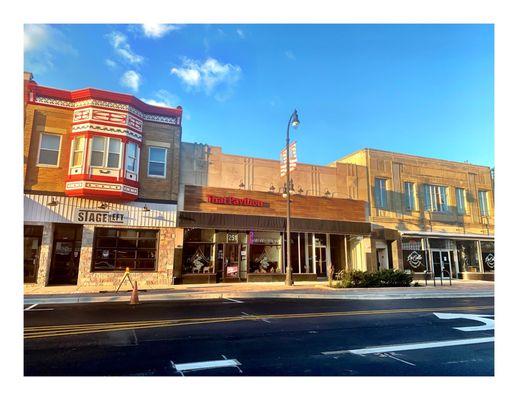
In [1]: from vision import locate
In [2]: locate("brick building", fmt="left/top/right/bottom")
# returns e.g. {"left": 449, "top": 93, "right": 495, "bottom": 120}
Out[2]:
{"left": 23, "top": 73, "right": 183, "bottom": 289}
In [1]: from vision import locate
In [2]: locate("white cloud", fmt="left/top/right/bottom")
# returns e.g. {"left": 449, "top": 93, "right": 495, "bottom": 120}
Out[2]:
{"left": 141, "top": 24, "right": 180, "bottom": 38}
{"left": 120, "top": 70, "right": 141, "bottom": 92}
{"left": 105, "top": 59, "right": 118, "bottom": 68}
{"left": 141, "top": 89, "right": 180, "bottom": 107}
{"left": 285, "top": 50, "right": 296, "bottom": 60}
{"left": 236, "top": 29, "right": 245, "bottom": 39}
{"left": 170, "top": 57, "right": 242, "bottom": 100}
{"left": 24, "top": 24, "right": 76, "bottom": 74}
{"left": 108, "top": 32, "right": 144, "bottom": 65}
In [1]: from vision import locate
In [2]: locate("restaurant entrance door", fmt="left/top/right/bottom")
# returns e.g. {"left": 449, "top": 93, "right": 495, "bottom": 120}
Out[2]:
{"left": 48, "top": 224, "right": 83, "bottom": 286}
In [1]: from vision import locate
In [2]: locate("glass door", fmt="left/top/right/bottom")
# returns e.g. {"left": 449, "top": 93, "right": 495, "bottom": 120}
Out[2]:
{"left": 224, "top": 244, "right": 240, "bottom": 280}
{"left": 48, "top": 224, "right": 83, "bottom": 285}
{"left": 315, "top": 246, "right": 327, "bottom": 277}
{"left": 432, "top": 250, "right": 452, "bottom": 279}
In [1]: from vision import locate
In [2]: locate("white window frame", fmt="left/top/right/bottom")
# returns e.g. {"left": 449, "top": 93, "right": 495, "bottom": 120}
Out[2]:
{"left": 374, "top": 178, "right": 388, "bottom": 209}
{"left": 147, "top": 146, "right": 167, "bottom": 178}
{"left": 455, "top": 187, "right": 466, "bottom": 215}
{"left": 89, "top": 136, "right": 122, "bottom": 169}
{"left": 37, "top": 132, "right": 62, "bottom": 167}
{"left": 125, "top": 141, "right": 139, "bottom": 173}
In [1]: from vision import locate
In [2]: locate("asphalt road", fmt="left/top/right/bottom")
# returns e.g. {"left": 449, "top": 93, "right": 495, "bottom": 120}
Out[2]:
{"left": 24, "top": 297, "right": 494, "bottom": 376}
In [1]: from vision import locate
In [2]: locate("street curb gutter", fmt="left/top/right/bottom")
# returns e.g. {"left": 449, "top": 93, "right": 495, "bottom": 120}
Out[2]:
{"left": 24, "top": 291, "right": 494, "bottom": 305}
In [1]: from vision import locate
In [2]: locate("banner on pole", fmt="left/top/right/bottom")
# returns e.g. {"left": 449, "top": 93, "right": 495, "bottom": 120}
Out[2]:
{"left": 280, "top": 141, "right": 297, "bottom": 177}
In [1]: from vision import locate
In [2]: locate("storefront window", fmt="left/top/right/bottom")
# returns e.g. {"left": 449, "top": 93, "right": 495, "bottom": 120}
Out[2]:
{"left": 182, "top": 229, "right": 215, "bottom": 274}
{"left": 481, "top": 241, "right": 494, "bottom": 273}
{"left": 456, "top": 240, "right": 480, "bottom": 273}
{"left": 402, "top": 237, "right": 427, "bottom": 273}
{"left": 24, "top": 225, "right": 43, "bottom": 283}
{"left": 92, "top": 228, "right": 158, "bottom": 271}
{"left": 249, "top": 231, "right": 281, "bottom": 273}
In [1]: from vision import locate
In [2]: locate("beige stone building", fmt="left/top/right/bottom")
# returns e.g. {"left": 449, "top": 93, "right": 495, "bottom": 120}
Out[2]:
{"left": 179, "top": 144, "right": 494, "bottom": 281}
{"left": 333, "top": 148, "right": 494, "bottom": 280}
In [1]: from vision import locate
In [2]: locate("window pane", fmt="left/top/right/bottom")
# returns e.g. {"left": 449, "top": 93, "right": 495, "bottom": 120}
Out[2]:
{"left": 109, "top": 138, "right": 121, "bottom": 154}
{"left": 149, "top": 161, "right": 165, "bottom": 176}
{"left": 74, "top": 137, "right": 85, "bottom": 151}
{"left": 38, "top": 149, "right": 59, "bottom": 165}
{"left": 149, "top": 147, "right": 166, "bottom": 162}
{"left": 127, "top": 142, "right": 137, "bottom": 158}
{"left": 92, "top": 136, "right": 105, "bottom": 152}
{"left": 91, "top": 151, "right": 104, "bottom": 166}
{"left": 107, "top": 152, "right": 120, "bottom": 168}
{"left": 41, "top": 134, "right": 60, "bottom": 150}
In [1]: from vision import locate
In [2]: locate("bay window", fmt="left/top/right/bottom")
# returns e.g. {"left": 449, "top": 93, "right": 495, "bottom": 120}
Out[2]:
{"left": 37, "top": 133, "right": 61, "bottom": 166}
{"left": 90, "top": 136, "right": 122, "bottom": 168}
{"left": 148, "top": 146, "right": 167, "bottom": 177}
{"left": 126, "top": 142, "right": 138, "bottom": 172}
{"left": 71, "top": 136, "right": 85, "bottom": 167}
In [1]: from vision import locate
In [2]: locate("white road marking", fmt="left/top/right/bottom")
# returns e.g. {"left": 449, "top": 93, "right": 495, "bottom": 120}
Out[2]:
{"left": 24, "top": 304, "right": 38, "bottom": 311}
{"left": 434, "top": 312, "right": 494, "bottom": 332}
{"left": 223, "top": 298, "right": 244, "bottom": 304}
{"left": 25, "top": 308, "right": 54, "bottom": 311}
{"left": 171, "top": 358, "right": 242, "bottom": 375}
{"left": 262, "top": 319, "right": 272, "bottom": 324}
{"left": 380, "top": 353, "right": 416, "bottom": 366}
{"left": 323, "top": 337, "right": 494, "bottom": 356}
{"left": 241, "top": 312, "right": 250, "bottom": 316}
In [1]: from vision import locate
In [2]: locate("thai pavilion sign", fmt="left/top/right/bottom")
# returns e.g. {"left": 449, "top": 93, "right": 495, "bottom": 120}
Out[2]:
{"left": 206, "top": 195, "right": 266, "bottom": 208}
{"left": 74, "top": 209, "right": 128, "bottom": 225}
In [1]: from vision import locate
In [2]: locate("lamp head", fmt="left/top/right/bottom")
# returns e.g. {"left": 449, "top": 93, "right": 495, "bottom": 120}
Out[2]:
{"left": 291, "top": 110, "right": 300, "bottom": 128}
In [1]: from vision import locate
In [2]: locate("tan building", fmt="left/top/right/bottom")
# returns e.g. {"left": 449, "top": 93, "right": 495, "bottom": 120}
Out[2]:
{"left": 23, "top": 73, "right": 184, "bottom": 290}
{"left": 178, "top": 142, "right": 374, "bottom": 283}
{"left": 334, "top": 148, "right": 494, "bottom": 281}
{"left": 179, "top": 144, "right": 494, "bottom": 282}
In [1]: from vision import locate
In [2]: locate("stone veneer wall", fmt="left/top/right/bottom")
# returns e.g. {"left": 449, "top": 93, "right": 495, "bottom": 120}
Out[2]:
{"left": 75, "top": 225, "right": 178, "bottom": 289}
{"left": 36, "top": 222, "right": 53, "bottom": 286}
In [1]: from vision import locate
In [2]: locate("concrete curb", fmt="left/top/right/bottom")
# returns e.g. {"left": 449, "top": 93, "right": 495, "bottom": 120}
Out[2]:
{"left": 24, "top": 291, "right": 494, "bottom": 305}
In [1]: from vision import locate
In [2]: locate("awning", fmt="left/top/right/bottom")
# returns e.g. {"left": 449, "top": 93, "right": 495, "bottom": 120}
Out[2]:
{"left": 399, "top": 230, "right": 494, "bottom": 240}
{"left": 178, "top": 211, "right": 371, "bottom": 235}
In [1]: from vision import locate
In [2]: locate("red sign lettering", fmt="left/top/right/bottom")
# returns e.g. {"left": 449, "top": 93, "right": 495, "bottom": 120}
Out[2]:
{"left": 207, "top": 195, "right": 265, "bottom": 207}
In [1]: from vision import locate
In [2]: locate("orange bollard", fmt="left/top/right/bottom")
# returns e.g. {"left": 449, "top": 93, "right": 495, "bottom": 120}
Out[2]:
{"left": 130, "top": 281, "right": 140, "bottom": 305}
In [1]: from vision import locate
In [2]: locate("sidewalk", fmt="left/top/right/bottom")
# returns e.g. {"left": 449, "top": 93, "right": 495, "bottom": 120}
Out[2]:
{"left": 24, "top": 280, "right": 494, "bottom": 305}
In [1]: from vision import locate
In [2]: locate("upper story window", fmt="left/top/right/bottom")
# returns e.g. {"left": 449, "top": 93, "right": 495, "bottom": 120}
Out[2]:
{"left": 478, "top": 190, "right": 490, "bottom": 216}
{"left": 37, "top": 133, "right": 61, "bottom": 167}
{"left": 423, "top": 184, "right": 448, "bottom": 212}
{"left": 456, "top": 188, "right": 466, "bottom": 215}
{"left": 126, "top": 142, "right": 138, "bottom": 173}
{"left": 71, "top": 136, "right": 85, "bottom": 167}
{"left": 374, "top": 178, "right": 388, "bottom": 209}
{"left": 148, "top": 146, "right": 167, "bottom": 178}
{"left": 90, "top": 136, "right": 121, "bottom": 168}
{"left": 404, "top": 182, "right": 415, "bottom": 211}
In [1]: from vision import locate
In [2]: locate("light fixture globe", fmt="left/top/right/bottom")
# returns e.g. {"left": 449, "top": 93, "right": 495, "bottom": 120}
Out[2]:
{"left": 291, "top": 110, "right": 300, "bottom": 128}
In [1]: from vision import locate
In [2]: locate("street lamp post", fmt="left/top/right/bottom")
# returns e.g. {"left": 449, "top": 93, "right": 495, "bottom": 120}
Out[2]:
{"left": 285, "top": 110, "right": 299, "bottom": 286}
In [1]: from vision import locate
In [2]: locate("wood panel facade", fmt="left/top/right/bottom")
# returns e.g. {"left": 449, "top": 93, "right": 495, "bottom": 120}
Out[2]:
{"left": 183, "top": 185, "right": 368, "bottom": 222}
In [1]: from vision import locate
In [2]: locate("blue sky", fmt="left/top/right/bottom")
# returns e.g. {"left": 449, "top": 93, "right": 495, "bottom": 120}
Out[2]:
{"left": 24, "top": 24, "right": 494, "bottom": 167}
